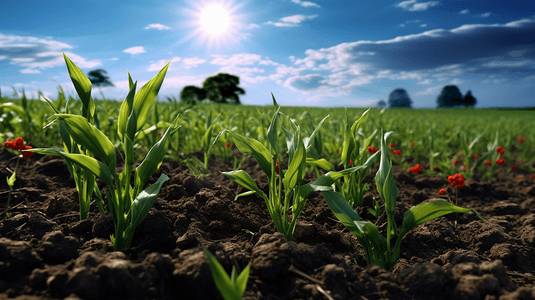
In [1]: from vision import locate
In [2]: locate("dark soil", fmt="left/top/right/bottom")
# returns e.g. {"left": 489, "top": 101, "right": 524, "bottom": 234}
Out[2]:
{"left": 1, "top": 149, "right": 534, "bottom": 300}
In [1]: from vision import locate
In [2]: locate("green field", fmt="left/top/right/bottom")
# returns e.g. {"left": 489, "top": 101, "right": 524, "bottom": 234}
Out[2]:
{"left": 2, "top": 90, "right": 533, "bottom": 183}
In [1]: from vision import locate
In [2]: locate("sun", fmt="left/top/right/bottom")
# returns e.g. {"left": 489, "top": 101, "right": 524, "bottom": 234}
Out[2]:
{"left": 201, "top": 5, "right": 229, "bottom": 35}
{"left": 180, "top": 1, "right": 247, "bottom": 51}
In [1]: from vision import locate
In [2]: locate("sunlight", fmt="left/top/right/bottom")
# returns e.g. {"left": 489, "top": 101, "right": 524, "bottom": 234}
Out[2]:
{"left": 179, "top": 0, "right": 247, "bottom": 52}
{"left": 201, "top": 5, "right": 229, "bottom": 35}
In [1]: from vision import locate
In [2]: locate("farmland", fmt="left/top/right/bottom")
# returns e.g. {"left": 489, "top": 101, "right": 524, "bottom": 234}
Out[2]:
{"left": 1, "top": 84, "right": 535, "bottom": 299}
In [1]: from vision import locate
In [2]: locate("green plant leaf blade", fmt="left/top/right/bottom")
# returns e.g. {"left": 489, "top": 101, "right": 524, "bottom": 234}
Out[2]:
{"left": 202, "top": 246, "right": 242, "bottom": 300}
{"left": 129, "top": 173, "right": 169, "bottom": 230}
{"left": 228, "top": 132, "right": 272, "bottom": 179}
{"left": 306, "top": 158, "right": 334, "bottom": 172}
{"left": 221, "top": 170, "right": 267, "bottom": 200}
{"left": 63, "top": 52, "right": 93, "bottom": 116}
{"left": 401, "top": 200, "right": 487, "bottom": 234}
{"left": 54, "top": 114, "right": 116, "bottom": 170}
{"left": 30, "top": 148, "right": 113, "bottom": 186}
{"left": 133, "top": 62, "right": 170, "bottom": 132}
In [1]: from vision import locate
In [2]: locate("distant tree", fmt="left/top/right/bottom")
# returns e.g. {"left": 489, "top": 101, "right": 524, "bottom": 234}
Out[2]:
{"left": 436, "top": 85, "right": 463, "bottom": 108}
{"left": 377, "top": 99, "right": 386, "bottom": 109}
{"left": 180, "top": 85, "right": 206, "bottom": 105}
{"left": 388, "top": 88, "right": 412, "bottom": 108}
{"left": 202, "top": 73, "right": 245, "bottom": 104}
{"left": 462, "top": 90, "right": 477, "bottom": 107}
{"left": 87, "top": 69, "right": 114, "bottom": 89}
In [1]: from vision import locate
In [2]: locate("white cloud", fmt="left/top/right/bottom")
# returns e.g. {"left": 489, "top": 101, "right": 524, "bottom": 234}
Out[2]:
{"left": 420, "top": 24, "right": 427, "bottom": 27}
{"left": 144, "top": 23, "right": 171, "bottom": 30}
{"left": 147, "top": 57, "right": 181, "bottom": 72}
{"left": 210, "top": 53, "right": 278, "bottom": 67}
{"left": 481, "top": 12, "right": 492, "bottom": 18}
{"left": 0, "top": 34, "right": 101, "bottom": 73}
{"left": 270, "top": 18, "right": 535, "bottom": 95}
{"left": 396, "top": 0, "right": 440, "bottom": 11}
{"left": 291, "top": 0, "right": 320, "bottom": 8}
{"left": 266, "top": 14, "right": 318, "bottom": 27}
{"left": 123, "top": 46, "right": 146, "bottom": 55}
{"left": 182, "top": 57, "right": 207, "bottom": 69}
{"left": 460, "top": 9, "right": 469, "bottom": 14}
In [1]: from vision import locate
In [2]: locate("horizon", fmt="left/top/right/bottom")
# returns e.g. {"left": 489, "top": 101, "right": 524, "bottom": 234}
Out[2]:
{"left": 1, "top": 1, "right": 534, "bottom": 108}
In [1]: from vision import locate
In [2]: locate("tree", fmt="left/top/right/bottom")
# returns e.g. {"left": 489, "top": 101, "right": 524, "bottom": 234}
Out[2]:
{"left": 87, "top": 69, "right": 114, "bottom": 89}
{"left": 436, "top": 85, "right": 463, "bottom": 108}
{"left": 180, "top": 85, "right": 206, "bottom": 105}
{"left": 202, "top": 73, "right": 245, "bottom": 104}
{"left": 377, "top": 100, "right": 386, "bottom": 109}
{"left": 388, "top": 88, "right": 412, "bottom": 108}
{"left": 463, "top": 90, "right": 477, "bottom": 107}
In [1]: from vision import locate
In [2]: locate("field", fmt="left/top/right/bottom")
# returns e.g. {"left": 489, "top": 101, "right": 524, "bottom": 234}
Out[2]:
{"left": 1, "top": 87, "right": 535, "bottom": 299}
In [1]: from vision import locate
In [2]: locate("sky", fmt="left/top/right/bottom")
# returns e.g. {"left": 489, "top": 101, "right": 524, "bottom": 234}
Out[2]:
{"left": 1, "top": 0, "right": 534, "bottom": 108}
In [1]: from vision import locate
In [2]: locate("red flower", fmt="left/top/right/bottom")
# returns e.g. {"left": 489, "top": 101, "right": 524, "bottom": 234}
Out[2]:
{"left": 458, "top": 153, "right": 465, "bottom": 157}
{"left": 516, "top": 176, "right": 524, "bottom": 181}
{"left": 21, "top": 146, "right": 34, "bottom": 158}
{"left": 517, "top": 136, "right": 526, "bottom": 143}
{"left": 349, "top": 159, "right": 353, "bottom": 165}
{"left": 410, "top": 142, "right": 416, "bottom": 147}
{"left": 434, "top": 166, "right": 439, "bottom": 171}
{"left": 532, "top": 174, "right": 535, "bottom": 180}
{"left": 156, "top": 131, "right": 163, "bottom": 136}
{"left": 447, "top": 174, "right": 465, "bottom": 189}
{"left": 225, "top": 142, "right": 231, "bottom": 148}
{"left": 496, "top": 146, "right": 505, "bottom": 155}
{"left": 336, "top": 150, "right": 339, "bottom": 155}
{"left": 393, "top": 150, "right": 402, "bottom": 155}
{"left": 438, "top": 188, "right": 446, "bottom": 195}
{"left": 485, "top": 160, "right": 491, "bottom": 166}
{"left": 470, "top": 154, "right": 480, "bottom": 159}
{"left": 367, "top": 146, "right": 378, "bottom": 153}
{"left": 452, "top": 159, "right": 459, "bottom": 165}
{"left": 461, "top": 163, "right": 468, "bottom": 171}
{"left": 275, "top": 159, "right": 279, "bottom": 174}
{"left": 496, "top": 158, "right": 505, "bottom": 165}
{"left": 389, "top": 143, "right": 394, "bottom": 149}
{"left": 4, "top": 137, "right": 33, "bottom": 158}
{"left": 409, "top": 164, "right": 422, "bottom": 175}
{"left": 511, "top": 166, "right": 516, "bottom": 170}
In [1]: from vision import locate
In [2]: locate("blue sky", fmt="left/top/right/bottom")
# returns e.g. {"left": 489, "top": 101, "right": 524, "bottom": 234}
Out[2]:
{"left": 1, "top": 0, "right": 534, "bottom": 108}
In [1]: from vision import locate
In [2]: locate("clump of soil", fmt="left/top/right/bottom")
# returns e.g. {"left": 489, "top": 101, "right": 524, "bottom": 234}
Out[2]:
{"left": 1, "top": 149, "right": 534, "bottom": 299}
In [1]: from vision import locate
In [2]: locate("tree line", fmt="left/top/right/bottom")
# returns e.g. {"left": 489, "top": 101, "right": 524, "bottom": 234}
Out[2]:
{"left": 377, "top": 85, "right": 477, "bottom": 109}
{"left": 86, "top": 69, "right": 246, "bottom": 105}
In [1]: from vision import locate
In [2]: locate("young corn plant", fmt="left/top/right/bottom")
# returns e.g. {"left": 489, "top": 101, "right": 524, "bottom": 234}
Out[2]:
{"left": 322, "top": 129, "right": 486, "bottom": 271}
{"left": 40, "top": 53, "right": 106, "bottom": 220}
{"left": 202, "top": 246, "right": 250, "bottom": 300}
{"left": 32, "top": 55, "right": 180, "bottom": 251}
{"left": 217, "top": 95, "right": 329, "bottom": 241}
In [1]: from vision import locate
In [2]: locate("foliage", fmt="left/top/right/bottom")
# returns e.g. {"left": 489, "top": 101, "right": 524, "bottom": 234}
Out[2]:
{"left": 203, "top": 73, "right": 245, "bottom": 104}
{"left": 321, "top": 130, "right": 486, "bottom": 271}
{"left": 203, "top": 246, "right": 250, "bottom": 300}
{"left": 32, "top": 53, "right": 180, "bottom": 250}
{"left": 180, "top": 85, "right": 206, "bottom": 105}
{"left": 87, "top": 69, "right": 114, "bottom": 88}
{"left": 463, "top": 90, "right": 477, "bottom": 107}
{"left": 376, "top": 100, "right": 386, "bottom": 109}
{"left": 436, "top": 85, "right": 463, "bottom": 108}
{"left": 388, "top": 89, "right": 412, "bottom": 108}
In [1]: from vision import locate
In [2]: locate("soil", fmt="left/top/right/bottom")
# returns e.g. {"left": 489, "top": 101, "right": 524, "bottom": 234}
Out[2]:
{"left": 1, "top": 149, "right": 534, "bottom": 300}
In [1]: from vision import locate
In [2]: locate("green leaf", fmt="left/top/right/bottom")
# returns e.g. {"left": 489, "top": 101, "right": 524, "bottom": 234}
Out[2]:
{"left": 129, "top": 173, "right": 169, "bottom": 229}
{"left": 63, "top": 52, "right": 94, "bottom": 117}
{"left": 283, "top": 130, "right": 306, "bottom": 191}
{"left": 54, "top": 114, "right": 116, "bottom": 170}
{"left": 306, "top": 158, "right": 334, "bottom": 172}
{"left": 134, "top": 114, "right": 180, "bottom": 196}
{"left": 30, "top": 148, "right": 113, "bottom": 186}
{"left": 203, "top": 246, "right": 244, "bottom": 300}
{"left": 382, "top": 161, "right": 399, "bottom": 215}
{"left": 228, "top": 132, "right": 272, "bottom": 179}
{"left": 7, "top": 170, "right": 16, "bottom": 186}
{"left": 350, "top": 108, "right": 370, "bottom": 136}
{"left": 401, "top": 200, "right": 486, "bottom": 234}
{"left": 341, "top": 109, "right": 356, "bottom": 168}
{"left": 221, "top": 170, "right": 268, "bottom": 201}
{"left": 0, "top": 102, "right": 25, "bottom": 116}
{"left": 234, "top": 190, "right": 256, "bottom": 201}
{"left": 267, "top": 105, "right": 281, "bottom": 155}
{"left": 117, "top": 80, "right": 138, "bottom": 142}
{"left": 235, "top": 263, "right": 251, "bottom": 295}
{"left": 133, "top": 62, "right": 170, "bottom": 132}
{"left": 375, "top": 129, "right": 389, "bottom": 197}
